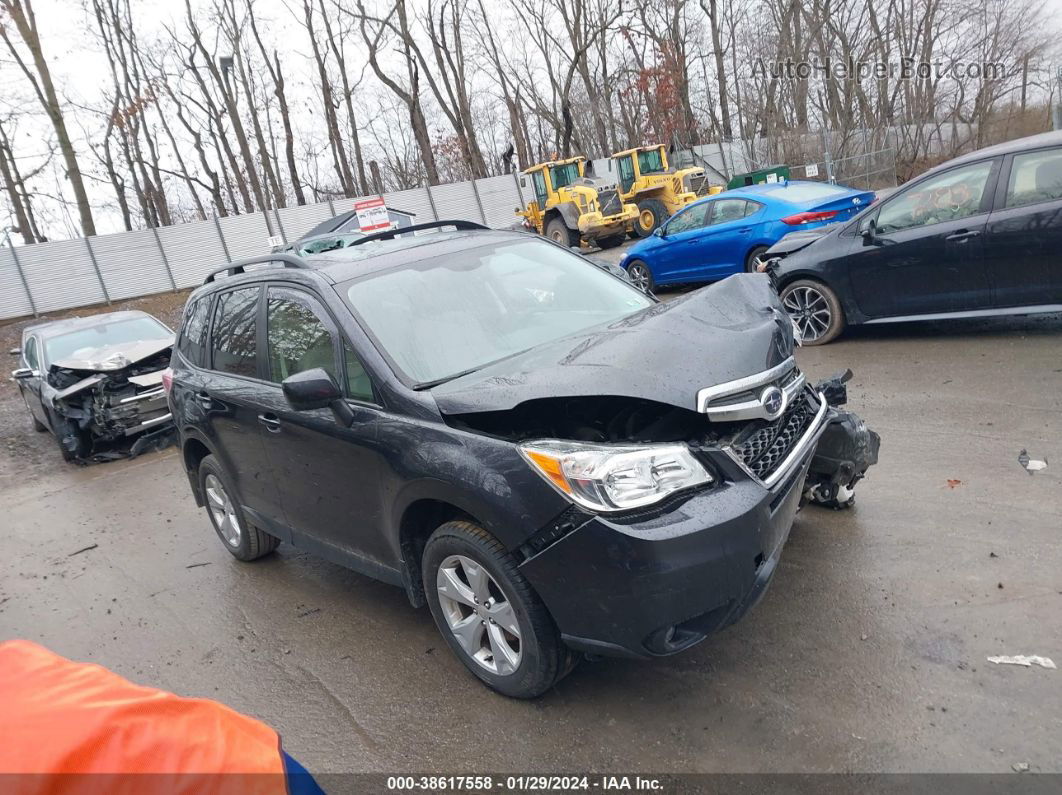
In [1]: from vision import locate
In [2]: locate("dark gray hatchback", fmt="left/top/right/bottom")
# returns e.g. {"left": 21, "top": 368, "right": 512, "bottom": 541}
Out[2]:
{"left": 168, "top": 221, "right": 879, "bottom": 697}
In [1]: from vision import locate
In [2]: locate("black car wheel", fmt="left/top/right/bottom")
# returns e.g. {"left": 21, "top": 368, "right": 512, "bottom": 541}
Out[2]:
{"left": 198, "top": 455, "right": 279, "bottom": 561}
{"left": 745, "top": 245, "right": 770, "bottom": 273}
{"left": 49, "top": 411, "right": 90, "bottom": 461}
{"left": 780, "top": 279, "right": 845, "bottom": 345}
{"left": 626, "top": 260, "right": 655, "bottom": 293}
{"left": 423, "top": 520, "right": 572, "bottom": 699}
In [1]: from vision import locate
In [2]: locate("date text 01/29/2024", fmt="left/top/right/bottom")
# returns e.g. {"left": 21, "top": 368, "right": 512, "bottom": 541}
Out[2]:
{"left": 385, "top": 776, "right": 665, "bottom": 791}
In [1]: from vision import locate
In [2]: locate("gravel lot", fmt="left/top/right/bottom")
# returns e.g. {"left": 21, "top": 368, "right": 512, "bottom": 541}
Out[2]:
{"left": 3, "top": 245, "right": 1061, "bottom": 775}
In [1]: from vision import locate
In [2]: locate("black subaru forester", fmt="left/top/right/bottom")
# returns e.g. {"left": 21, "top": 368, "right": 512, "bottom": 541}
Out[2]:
{"left": 168, "top": 221, "right": 878, "bottom": 698}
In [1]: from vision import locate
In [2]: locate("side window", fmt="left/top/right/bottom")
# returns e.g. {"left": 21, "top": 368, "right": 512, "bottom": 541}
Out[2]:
{"left": 744, "top": 200, "right": 764, "bottom": 217}
{"left": 876, "top": 160, "right": 993, "bottom": 234}
{"left": 211, "top": 288, "right": 259, "bottom": 377}
{"left": 23, "top": 336, "right": 39, "bottom": 370}
{"left": 666, "top": 203, "right": 709, "bottom": 234}
{"left": 266, "top": 287, "right": 339, "bottom": 384}
{"left": 1006, "top": 148, "right": 1062, "bottom": 208}
{"left": 178, "top": 298, "right": 210, "bottom": 368}
{"left": 532, "top": 171, "right": 548, "bottom": 206}
{"left": 617, "top": 156, "right": 636, "bottom": 193}
{"left": 708, "top": 199, "right": 751, "bottom": 226}
{"left": 343, "top": 339, "right": 375, "bottom": 403}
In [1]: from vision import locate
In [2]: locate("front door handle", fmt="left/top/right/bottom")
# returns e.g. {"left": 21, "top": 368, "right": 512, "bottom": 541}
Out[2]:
{"left": 945, "top": 230, "right": 981, "bottom": 242}
{"left": 257, "top": 413, "right": 282, "bottom": 432}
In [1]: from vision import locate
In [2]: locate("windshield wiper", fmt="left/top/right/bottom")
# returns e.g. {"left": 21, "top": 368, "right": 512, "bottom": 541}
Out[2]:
{"left": 412, "top": 365, "right": 483, "bottom": 390}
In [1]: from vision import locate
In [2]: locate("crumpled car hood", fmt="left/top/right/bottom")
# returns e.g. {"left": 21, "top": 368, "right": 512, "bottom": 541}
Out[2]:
{"left": 49, "top": 337, "right": 174, "bottom": 374}
{"left": 431, "top": 274, "right": 795, "bottom": 415}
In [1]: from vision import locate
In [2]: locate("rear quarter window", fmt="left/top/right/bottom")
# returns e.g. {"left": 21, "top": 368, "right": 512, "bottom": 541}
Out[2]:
{"left": 177, "top": 298, "right": 210, "bottom": 368}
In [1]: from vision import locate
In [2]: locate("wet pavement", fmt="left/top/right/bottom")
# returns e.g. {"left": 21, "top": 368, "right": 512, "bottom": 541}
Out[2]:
{"left": 2, "top": 296, "right": 1061, "bottom": 774}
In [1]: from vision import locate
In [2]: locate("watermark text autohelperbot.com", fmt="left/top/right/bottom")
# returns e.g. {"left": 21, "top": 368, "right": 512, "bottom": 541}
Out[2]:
{"left": 751, "top": 57, "right": 1005, "bottom": 81}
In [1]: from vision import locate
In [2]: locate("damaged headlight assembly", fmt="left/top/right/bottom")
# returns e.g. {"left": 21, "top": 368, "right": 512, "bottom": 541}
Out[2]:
{"left": 519, "top": 440, "right": 713, "bottom": 512}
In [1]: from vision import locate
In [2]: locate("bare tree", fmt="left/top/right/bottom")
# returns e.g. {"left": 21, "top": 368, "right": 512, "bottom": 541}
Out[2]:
{"left": 0, "top": 0, "right": 96, "bottom": 235}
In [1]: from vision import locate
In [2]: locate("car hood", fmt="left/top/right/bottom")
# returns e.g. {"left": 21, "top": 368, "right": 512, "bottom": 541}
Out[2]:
{"left": 49, "top": 337, "right": 174, "bottom": 373}
{"left": 764, "top": 226, "right": 834, "bottom": 257}
{"left": 431, "top": 273, "right": 794, "bottom": 415}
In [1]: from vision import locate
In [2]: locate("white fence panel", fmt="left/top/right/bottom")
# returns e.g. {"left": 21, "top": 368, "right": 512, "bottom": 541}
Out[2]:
{"left": 217, "top": 212, "right": 270, "bottom": 262}
{"left": 275, "top": 201, "right": 334, "bottom": 242}
{"left": 0, "top": 248, "right": 35, "bottom": 320}
{"left": 19, "top": 239, "right": 106, "bottom": 314}
{"left": 382, "top": 187, "right": 433, "bottom": 223}
{"left": 158, "top": 219, "right": 228, "bottom": 289}
{"left": 429, "top": 181, "right": 482, "bottom": 224}
{"left": 475, "top": 175, "right": 521, "bottom": 228}
{"left": 91, "top": 229, "right": 172, "bottom": 301}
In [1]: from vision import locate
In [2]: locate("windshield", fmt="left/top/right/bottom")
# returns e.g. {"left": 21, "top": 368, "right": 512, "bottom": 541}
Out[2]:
{"left": 44, "top": 316, "right": 172, "bottom": 365}
{"left": 343, "top": 239, "right": 652, "bottom": 386}
{"left": 549, "top": 162, "right": 581, "bottom": 189}
{"left": 637, "top": 149, "right": 666, "bottom": 174}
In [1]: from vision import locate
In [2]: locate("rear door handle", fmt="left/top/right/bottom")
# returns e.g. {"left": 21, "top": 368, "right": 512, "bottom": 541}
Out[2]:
{"left": 945, "top": 230, "right": 980, "bottom": 242}
{"left": 257, "top": 413, "right": 282, "bottom": 432}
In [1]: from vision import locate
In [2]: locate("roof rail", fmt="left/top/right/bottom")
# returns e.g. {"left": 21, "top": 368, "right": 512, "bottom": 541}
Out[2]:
{"left": 203, "top": 253, "right": 311, "bottom": 284}
{"left": 346, "top": 219, "right": 488, "bottom": 248}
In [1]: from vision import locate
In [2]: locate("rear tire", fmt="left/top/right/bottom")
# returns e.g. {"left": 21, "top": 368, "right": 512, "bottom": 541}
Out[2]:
{"left": 780, "top": 279, "right": 846, "bottom": 345}
{"left": 545, "top": 217, "right": 578, "bottom": 248}
{"left": 596, "top": 233, "right": 626, "bottom": 249}
{"left": 633, "top": 198, "right": 668, "bottom": 238}
{"left": 423, "top": 520, "right": 572, "bottom": 698}
{"left": 198, "top": 455, "right": 279, "bottom": 561}
{"left": 745, "top": 245, "right": 770, "bottom": 273}
{"left": 625, "top": 259, "right": 655, "bottom": 293}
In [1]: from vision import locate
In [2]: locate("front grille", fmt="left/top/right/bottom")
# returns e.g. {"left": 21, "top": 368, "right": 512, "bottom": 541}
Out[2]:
{"left": 597, "top": 188, "right": 621, "bottom": 216}
{"left": 730, "top": 395, "right": 814, "bottom": 480}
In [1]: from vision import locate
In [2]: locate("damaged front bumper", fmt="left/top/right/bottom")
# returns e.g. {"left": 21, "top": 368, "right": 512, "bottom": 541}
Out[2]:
{"left": 517, "top": 379, "right": 880, "bottom": 660}
{"left": 48, "top": 362, "right": 175, "bottom": 460}
{"left": 520, "top": 388, "right": 832, "bottom": 659}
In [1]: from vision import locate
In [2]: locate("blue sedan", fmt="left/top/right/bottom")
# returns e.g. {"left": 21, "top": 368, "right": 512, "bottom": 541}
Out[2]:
{"left": 619, "top": 181, "right": 875, "bottom": 292}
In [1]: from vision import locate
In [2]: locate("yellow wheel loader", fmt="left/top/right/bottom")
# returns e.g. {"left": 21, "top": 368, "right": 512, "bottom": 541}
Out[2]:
{"left": 515, "top": 157, "right": 637, "bottom": 249}
{"left": 610, "top": 145, "right": 722, "bottom": 238}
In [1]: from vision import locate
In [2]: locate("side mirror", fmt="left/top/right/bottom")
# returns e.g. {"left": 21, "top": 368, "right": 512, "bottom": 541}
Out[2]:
{"left": 282, "top": 368, "right": 354, "bottom": 426}
{"left": 11, "top": 368, "right": 37, "bottom": 380}
{"left": 653, "top": 226, "right": 665, "bottom": 238}
{"left": 861, "top": 218, "right": 877, "bottom": 243}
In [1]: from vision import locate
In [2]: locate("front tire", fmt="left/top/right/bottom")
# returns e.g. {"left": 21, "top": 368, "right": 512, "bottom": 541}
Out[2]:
{"left": 198, "top": 455, "right": 279, "bottom": 561}
{"left": 780, "top": 279, "right": 846, "bottom": 345}
{"left": 633, "top": 198, "right": 668, "bottom": 238}
{"left": 423, "top": 520, "right": 572, "bottom": 698}
{"left": 625, "top": 259, "right": 655, "bottom": 293}
{"left": 545, "top": 217, "right": 578, "bottom": 248}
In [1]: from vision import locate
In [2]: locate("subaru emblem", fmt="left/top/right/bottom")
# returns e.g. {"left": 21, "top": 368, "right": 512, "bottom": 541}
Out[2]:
{"left": 760, "top": 386, "right": 785, "bottom": 418}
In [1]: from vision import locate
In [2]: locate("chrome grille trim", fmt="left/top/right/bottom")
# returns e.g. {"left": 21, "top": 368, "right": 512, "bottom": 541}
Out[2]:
{"left": 696, "top": 356, "right": 797, "bottom": 419}
{"left": 724, "top": 391, "right": 829, "bottom": 490}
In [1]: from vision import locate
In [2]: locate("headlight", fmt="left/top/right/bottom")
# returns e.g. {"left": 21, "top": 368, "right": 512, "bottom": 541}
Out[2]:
{"left": 519, "top": 440, "right": 713, "bottom": 512}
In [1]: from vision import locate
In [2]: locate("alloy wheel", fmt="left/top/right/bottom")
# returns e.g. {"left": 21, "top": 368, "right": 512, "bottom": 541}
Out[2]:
{"left": 627, "top": 263, "right": 651, "bottom": 292}
{"left": 436, "top": 554, "right": 522, "bottom": 676}
{"left": 782, "top": 286, "right": 832, "bottom": 342}
{"left": 204, "top": 473, "right": 241, "bottom": 547}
